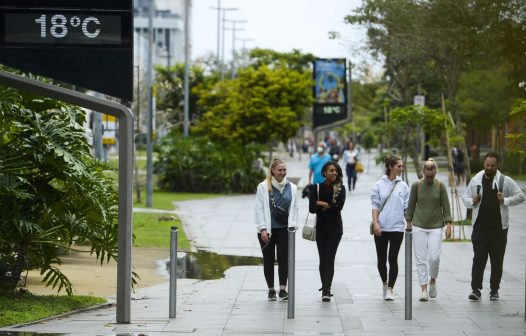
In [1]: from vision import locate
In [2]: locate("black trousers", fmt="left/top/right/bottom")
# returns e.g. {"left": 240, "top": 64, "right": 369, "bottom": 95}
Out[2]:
{"left": 258, "top": 228, "right": 288, "bottom": 288}
{"left": 471, "top": 228, "right": 508, "bottom": 291}
{"left": 374, "top": 231, "right": 404, "bottom": 288}
{"left": 316, "top": 229, "right": 342, "bottom": 290}
{"left": 346, "top": 163, "right": 357, "bottom": 190}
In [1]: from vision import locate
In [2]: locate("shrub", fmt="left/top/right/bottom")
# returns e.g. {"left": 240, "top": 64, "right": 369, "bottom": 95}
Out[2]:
{"left": 155, "top": 134, "right": 265, "bottom": 193}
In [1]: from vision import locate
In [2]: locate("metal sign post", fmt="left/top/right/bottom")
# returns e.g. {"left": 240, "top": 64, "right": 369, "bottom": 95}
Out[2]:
{"left": 405, "top": 228, "right": 412, "bottom": 320}
{"left": 0, "top": 70, "right": 134, "bottom": 323}
{"left": 287, "top": 227, "right": 296, "bottom": 319}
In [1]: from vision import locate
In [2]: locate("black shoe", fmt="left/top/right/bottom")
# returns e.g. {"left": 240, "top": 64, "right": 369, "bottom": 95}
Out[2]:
{"left": 278, "top": 289, "right": 288, "bottom": 301}
{"left": 489, "top": 290, "right": 499, "bottom": 301}
{"left": 322, "top": 288, "right": 331, "bottom": 302}
{"left": 469, "top": 289, "right": 481, "bottom": 301}
{"left": 268, "top": 289, "right": 277, "bottom": 301}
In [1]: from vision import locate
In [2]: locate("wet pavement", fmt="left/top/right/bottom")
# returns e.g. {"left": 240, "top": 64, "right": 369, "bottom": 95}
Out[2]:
{"left": 1, "top": 149, "right": 525, "bottom": 335}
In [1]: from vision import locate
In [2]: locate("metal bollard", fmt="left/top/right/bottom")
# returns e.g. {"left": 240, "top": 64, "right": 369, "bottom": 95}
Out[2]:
{"left": 169, "top": 227, "right": 178, "bottom": 318}
{"left": 287, "top": 227, "right": 296, "bottom": 319}
{"left": 405, "top": 228, "right": 412, "bottom": 320}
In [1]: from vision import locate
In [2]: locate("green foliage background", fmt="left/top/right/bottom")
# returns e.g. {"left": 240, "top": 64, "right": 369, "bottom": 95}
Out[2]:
{"left": 0, "top": 77, "right": 119, "bottom": 295}
{"left": 154, "top": 134, "right": 265, "bottom": 193}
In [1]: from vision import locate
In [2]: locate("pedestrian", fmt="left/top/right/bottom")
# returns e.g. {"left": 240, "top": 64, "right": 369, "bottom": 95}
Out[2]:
{"left": 371, "top": 155, "right": 410, "bottom": 301}
{"left": 342, "top": 141, "right": 359, "bottom": 191}
{"left": 255, "top": 158, "right": 299, "bottom": 301}
{"left": 329, "top": 139, "right": 341, "bottom": 161}
{"left": 308, "top": 141, "right": 332, "bottom": 184}
{"left": 452, "top": 147, "right": 466, "bottom": 185}
{"left": 462, "top": 152, "right": 525, "bottom": 301}
{"left": 406, "top": 159, "right": 452, "bottom": 301}
{"left": 308, "top": 161, "right": 346, "bottom": 302}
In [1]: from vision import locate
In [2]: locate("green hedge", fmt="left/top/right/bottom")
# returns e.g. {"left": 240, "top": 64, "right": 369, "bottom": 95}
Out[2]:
{"left": 154, "top": 134, "right": 265, "bottom": 193}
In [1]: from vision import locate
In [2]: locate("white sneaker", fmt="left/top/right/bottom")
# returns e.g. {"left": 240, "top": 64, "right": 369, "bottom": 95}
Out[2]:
{"left": 382, "top": 284, "right": 388, "bottom": 299}
{"left": 384, "top": 288, "right": 395, "bottom": 301}
{"left": 420, "top": 290, "right": 429, "bottom": 301}
{"left": 429, "top": 284, "right": 437, "bottom": 298}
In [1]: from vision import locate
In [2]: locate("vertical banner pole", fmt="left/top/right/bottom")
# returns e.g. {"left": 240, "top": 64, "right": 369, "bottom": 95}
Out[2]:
{"left": 405, "top": 228, "right": 412, "bottom": 320}
{"left": 287, "top": 227, "right": 296, "bottom": 319}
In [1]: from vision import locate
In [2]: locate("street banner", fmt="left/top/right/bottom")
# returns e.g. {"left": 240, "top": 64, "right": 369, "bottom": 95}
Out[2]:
{"left": 312, "top": 58, "right": 349, "bottom": 129}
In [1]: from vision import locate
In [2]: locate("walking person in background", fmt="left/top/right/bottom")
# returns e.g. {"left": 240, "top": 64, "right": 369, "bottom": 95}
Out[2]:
{"left": 255, "top": 158, "right": 299, "bottom": 301}
{"left": 371, "top": 156, "right": 410, "bottom": 301}
{"left": 342, "top": 141, "right": 359, "bottom": 191}
{"left": 452, "top": 147, "right": 466, "bottom": 186}
{"left": 308, "top": 161, "right": 346, "bottom": 302}
{"left": 406, "top": 159, "right": 452, "bottom": 301}
{"left": 308, "top": 142, "right": 332, "bottom": 184}
{"left": 462, "top": 152, "right": 524, "bottom": 301}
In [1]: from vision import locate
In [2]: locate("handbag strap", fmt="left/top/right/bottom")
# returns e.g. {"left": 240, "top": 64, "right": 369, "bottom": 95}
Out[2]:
{"left": 378, "top": 180, "right": 399, "bottom": 214}
{"left": 304, "top": 184, "right": 320, "bottom": 225}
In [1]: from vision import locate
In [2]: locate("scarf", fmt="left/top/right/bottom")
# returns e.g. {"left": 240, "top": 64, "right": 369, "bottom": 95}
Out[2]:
{"left": 271, "top": 176, "right": 288, "bottom": 192}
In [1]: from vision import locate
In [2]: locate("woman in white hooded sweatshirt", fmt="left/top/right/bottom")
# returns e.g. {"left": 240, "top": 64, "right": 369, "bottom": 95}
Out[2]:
{"left": 371, "top": 156, "right": 410, "bottom": 301}
{"left": 255, "top": 158, "right": 299, "bottom": 301}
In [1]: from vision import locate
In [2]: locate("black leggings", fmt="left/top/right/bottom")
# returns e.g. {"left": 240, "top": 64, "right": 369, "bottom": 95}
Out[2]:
{"left": 316, "top": 230, "right": 342, "bottom": 290}
{"left": 258, "top": 228, "right": 288, "bottom": 288}
{"left": 374, "top": 231, "right": 404, "bottom": 288}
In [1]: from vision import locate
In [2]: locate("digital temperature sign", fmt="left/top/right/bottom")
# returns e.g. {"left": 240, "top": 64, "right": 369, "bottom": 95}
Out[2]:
{"left": 0, "top": 1, "right": 133, "bottom": 101}
{"left": 4, "top": 12, "right": 123, "bottom": 45}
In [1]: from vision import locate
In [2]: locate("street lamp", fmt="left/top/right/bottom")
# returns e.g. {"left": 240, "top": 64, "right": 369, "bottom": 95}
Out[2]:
{"left": 224, "top": 19, "right": 247, "bottom": 78}
{"left": 210, "top": 4, "right": 238, "bottom": 75}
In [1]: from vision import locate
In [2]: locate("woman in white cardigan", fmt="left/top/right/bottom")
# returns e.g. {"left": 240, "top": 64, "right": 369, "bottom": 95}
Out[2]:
{"left": 255, "top": 158, "right": 299, "bottom": 301}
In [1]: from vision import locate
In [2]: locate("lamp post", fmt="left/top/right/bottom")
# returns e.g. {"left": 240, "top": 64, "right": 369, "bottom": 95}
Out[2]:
{"left": 224, "top": 19, "right": 246, "bottom": 79}
{"left": 220, "top": 8, "right": 238, "bottom": 79}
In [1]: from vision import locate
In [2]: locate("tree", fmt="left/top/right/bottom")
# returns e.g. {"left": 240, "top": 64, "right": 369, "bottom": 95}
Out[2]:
{"left": 0, "top": 79, "right": 119, "bottom": 295}
{"left": 155, "top": 64, "right": 209, "bottom": 132}
{"left": 193, "top": 64, "right": 313, "bottom": 145}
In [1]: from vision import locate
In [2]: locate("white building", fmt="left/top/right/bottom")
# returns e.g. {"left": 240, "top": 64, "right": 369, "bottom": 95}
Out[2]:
{"left": 134, "top": 0, "right": 190, "bottom": 69}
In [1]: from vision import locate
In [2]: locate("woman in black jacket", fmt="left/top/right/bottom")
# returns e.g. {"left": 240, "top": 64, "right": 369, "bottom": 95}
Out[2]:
{"left": 308, "top": 160, "right": 346, "bottom": 302}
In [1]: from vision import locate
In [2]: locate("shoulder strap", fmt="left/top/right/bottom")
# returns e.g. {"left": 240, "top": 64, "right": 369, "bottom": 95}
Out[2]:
{"left": 498, "top": 174, "right": 505, "bottom": 192}
{"left": 379, "top": 180, "right": 399, "bottom": 213}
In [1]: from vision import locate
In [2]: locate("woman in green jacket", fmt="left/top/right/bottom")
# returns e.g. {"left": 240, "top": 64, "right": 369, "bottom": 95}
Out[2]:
{"left": 406, "top": 159, "right": 452, "bottom": 301}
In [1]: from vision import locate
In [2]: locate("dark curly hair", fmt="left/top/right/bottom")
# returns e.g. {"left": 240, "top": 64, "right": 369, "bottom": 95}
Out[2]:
{"left": 322, "top": 160, "right": 344, "bottom": 202}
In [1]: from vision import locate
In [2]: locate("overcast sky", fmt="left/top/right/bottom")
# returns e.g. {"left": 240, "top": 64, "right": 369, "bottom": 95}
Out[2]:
{"left": 191, "top": 0, "right": 369, "bottom": 66}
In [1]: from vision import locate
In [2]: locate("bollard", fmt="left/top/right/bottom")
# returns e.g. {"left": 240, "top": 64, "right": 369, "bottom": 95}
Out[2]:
{"left": 287, "top": 227, "right": 296, "bottom": 319}
{"left": 405, "top": 228, "right": 412, "bottom": 320}
{"left": 169, "top": 227, "right": 178, "bottom": 318}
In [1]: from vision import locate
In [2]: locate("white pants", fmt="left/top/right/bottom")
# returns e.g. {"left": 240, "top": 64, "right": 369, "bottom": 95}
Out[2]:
{"left": 412, "top": 226, "right": 443, "bottom": 285}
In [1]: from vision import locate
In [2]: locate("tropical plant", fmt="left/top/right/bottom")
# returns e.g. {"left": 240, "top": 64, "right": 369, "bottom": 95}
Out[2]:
{"left": 0, "top": 80, "right": 119, "bottom": 295}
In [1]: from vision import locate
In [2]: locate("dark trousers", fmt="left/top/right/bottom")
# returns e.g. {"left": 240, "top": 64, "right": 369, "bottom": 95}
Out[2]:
{"left": 258, "top": 228, "right": 288, "bottom": 288}
{"left": 346, "top": 163, "right": 357, "bottom": 190}
{"left": 374, "top": 231, "right": 404, "bottom": 288}
{"left": 471, "top": 228, "right": 508, "bottom": 291}
{"left": 316, "top": 229, "right": 342, "bottom": 290}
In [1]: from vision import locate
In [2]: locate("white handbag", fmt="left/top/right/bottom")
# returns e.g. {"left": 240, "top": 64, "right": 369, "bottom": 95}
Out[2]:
{"left": 302, "top": 213, "right": 316, "bottom": 241}
{"left": 302, "top": 184, "right": 319, "bottom": 241}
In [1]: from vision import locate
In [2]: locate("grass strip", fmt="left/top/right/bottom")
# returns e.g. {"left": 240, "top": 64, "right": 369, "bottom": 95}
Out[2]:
{"left": 0, "top": 291, "right": 106, "bottom": 328}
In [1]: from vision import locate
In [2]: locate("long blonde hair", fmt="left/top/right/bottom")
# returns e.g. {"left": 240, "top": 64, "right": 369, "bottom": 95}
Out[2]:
{"left": 267, "top": 158, "right": 285, "bottom": 192}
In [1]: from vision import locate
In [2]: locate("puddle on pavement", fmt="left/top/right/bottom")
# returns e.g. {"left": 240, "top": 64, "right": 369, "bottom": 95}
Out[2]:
{"left": 166, "top": 250, "right": 263, "bottom": 280}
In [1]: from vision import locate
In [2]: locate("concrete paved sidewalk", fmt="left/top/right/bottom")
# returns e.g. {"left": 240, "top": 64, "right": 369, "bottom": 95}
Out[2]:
{"left": 1, "top": 150, "right": 525, "bottom": 335}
